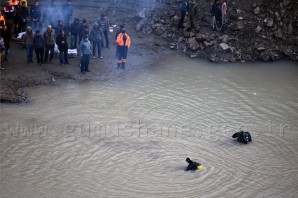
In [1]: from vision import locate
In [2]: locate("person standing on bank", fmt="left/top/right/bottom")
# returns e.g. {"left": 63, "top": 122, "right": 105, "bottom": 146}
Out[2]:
{"left": 98, "top": 14, "right": 110, "bottom": 49}
{"left": 33, "top": 29, "right": 44, "bottom": 65}
{"left": 210, "top": 0, "right": 224, "bottom": 32}
{"left": 89, "top": 23, "right": 103, "bottom": 59}
{"left": 22, "top": 26, "right": 34, "bottom": 64}
{"left": 116, "top": 29, "right": 131, "bottom": 70}
{"left": 43, "top": 25, "right": 55, "bottom": 64}
{"left": 69, "top": 18, "right": 80, "bottom": 49}
{"left": 79, "top": 35, "right": 91, "bottom": 74}
{"left": 1, "top": 26, "right": 11, "bottom": 61}
{"left": 56, "top": 29, "right": 69, "bottom": 66}
{"left": 178, "top": 0, "right": 189, "bottom": 29}
{"left": 17, "top": 1, "right": 29, "bottom": 33}
{"left": 115, "top": 24, "right": 124, "bottom": 58}
{"left": 30, "top": 0, "right": 41, "bottom": 32}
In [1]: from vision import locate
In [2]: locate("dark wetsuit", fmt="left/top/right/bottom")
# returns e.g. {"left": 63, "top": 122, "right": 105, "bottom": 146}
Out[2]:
{"left": 232, "top": 131, "right": 252, "bottom": 144}
{"left": 186, "top": 159, "right": 201, "bottom": 171}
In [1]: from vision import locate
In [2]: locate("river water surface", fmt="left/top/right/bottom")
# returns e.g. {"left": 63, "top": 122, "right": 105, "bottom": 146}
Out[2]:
{"left": 1, "top": 55, "right": 298, "bottom": 197}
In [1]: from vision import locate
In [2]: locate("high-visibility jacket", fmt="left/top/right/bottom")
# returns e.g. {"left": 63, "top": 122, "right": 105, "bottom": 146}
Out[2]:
{"left": 9, "top": 0, "right": 19, "bottom": 6}
{"left": 116, "top": 33, "right": 131, "bottom": 48}
{"left": 4, "top": 6, "right": 16, "bottom": 20}
{"left": 0, "top": 16, "right": 6, "bottom": 28}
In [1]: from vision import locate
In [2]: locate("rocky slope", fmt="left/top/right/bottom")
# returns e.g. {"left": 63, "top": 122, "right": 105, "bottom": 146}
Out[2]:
{"left": 136, "top": 0, "right": 298, "bottom": 62}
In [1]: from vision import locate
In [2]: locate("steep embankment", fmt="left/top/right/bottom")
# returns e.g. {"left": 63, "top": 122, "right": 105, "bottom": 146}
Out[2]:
{"left": 136, "top": 0, "right": 298, "bottom": 62}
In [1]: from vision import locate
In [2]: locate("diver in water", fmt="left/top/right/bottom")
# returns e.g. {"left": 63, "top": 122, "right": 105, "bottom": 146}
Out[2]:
{"left": 232, "top": 131, "right": 252, "bottom": 144}
{"left": 185, "top": 157, "right": 203, "bottom": 171}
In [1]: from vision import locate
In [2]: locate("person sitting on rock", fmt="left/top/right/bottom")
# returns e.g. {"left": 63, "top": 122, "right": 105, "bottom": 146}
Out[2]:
{"left": 232, "top": 131, "right": 252, "bottom": 144}
{"left": 185, "top": 157, "right": 203, "bottom": 171}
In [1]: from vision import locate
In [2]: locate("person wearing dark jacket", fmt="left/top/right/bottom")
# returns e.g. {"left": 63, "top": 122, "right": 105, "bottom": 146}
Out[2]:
{"left": 55, "top": 20, "right": 65, "bottom": 37}
{"left": 56, "top": 29, "right": 69, "bottom": 66}
{"left": 78, "top": 19, "right": 89, "bottom": 47}
{"left": 1, "top": 26, "right": 11, "bottom": 61}
{"left": 97, "top": 14, "right": 110, "bottom": 48}
{"left": 30, "top": 1, "right": 41, "bottom": 32}
{"left": 70, "top": 18, "right": 80, "bottom": 49}
{"left": 178, "top": 0, "right": 189, "bottom": 29}
{"left": 33, "top": 29, "right": 44, "bottom": 65}
{"left": 232, "top": 131, "right": 252, "bottom": 144}
{"left": 89, "top": 23, "right": 104, "bottom": 59}
{"left": 62, "top": 0, "right": 74, "bottom": 34}
{"left": 185, "top": 158, "right": 202, "bottom": 171}
{"left": 210, "top": 0, "right": 224, "bottom": 32}
{"left": 43, "top": 25, "right": 55, "bottom": 64}
{"left": 3, "top": 1, "right": 16, "bottom": 33}
{"left": 17, "top": 1, "right": 29, "bottom": 33}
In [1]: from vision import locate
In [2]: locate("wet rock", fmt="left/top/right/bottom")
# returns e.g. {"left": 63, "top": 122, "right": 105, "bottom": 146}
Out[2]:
{"left": 259, "top": 51, "right": 270, "bottom": 62}
{"left": 188, "top": 37, "right": 200, "bottom": 51}
{"left": 255, "top": 25, "right": 262, "bottom": 33}
{"left": 189, "top": 54, "right": 197, "bottom": 58}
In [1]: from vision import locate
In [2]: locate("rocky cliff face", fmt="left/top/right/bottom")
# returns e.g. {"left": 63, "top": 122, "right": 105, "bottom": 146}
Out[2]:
{"left": 135, "top": 0, "right": 298, "bottom": 62}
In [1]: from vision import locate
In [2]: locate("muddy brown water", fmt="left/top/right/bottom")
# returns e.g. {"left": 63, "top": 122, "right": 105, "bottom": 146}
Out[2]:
{"left": 1, "top": 55, "right": 298, "bottom": 197}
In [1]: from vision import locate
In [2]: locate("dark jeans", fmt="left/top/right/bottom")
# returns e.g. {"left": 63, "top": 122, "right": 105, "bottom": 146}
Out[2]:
{"left": 35, "top": 47, "right": 44, "bottom": 64}
{"left": 102, "top": 30, "right": 109, "bottom": 48}
{"left": 18, "top": 21, "right": 27, "bottom": 34}
{"left": 92, "top": 40, "right": 102, "bottom": 57}
{"left": 44, "top": 44, "right": 54, "bottom": 62}
{"left": 31, "top": 20, "right": 40, "bottom": 32}
{"left": 80, "top": 54, "right": 90, "bottom": 72}
{"left": 71, "top": 34, "right": 78, "bottom": 49}
{"left": 4, "top": 48, "right": 9, "bottom": 60}
{"left": 26, "top": 45, "right": 33, "bottom": 62}
{"left": 59, "top": 50, "right": 68, "bottom": 64}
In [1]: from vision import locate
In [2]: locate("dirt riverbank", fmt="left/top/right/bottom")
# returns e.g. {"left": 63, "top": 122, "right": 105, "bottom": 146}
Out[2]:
{"left": 0, "top": 0, "right": 297, "bottom": 103}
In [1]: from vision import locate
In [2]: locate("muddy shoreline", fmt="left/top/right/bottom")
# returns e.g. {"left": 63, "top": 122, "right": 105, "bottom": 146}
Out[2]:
{"left": 1, "top": 0, "right": 297, "bottom": 103}
{"left": 0, "top": 18, "right": 172, "bottom": 103}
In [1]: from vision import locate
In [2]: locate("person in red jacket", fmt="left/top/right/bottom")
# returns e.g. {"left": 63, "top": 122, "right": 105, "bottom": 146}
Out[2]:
{"left": 116, "top": 29, "right": 131, "bottom": 69}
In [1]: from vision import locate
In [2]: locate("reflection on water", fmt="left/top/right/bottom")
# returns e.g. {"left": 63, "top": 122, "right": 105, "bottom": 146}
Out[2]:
{"left": 1, "top": 54, "right": 298, "bottom": 197}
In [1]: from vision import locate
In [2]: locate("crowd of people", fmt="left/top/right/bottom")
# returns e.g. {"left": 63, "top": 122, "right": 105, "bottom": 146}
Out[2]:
{"left": 0, "top": 0, "right": 227, "bottom": 71}
{"left": 0, "top": 0, "right": 132, "bottom": 73}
